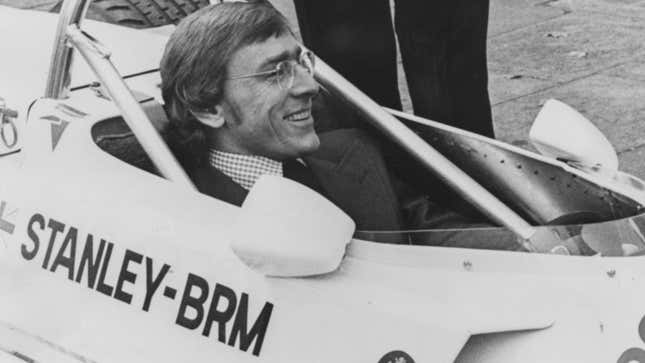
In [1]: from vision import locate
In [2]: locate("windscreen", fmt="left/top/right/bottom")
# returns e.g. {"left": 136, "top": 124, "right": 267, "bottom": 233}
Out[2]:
{"left": 356, "top": 212, "right": 645, "bottom": 257}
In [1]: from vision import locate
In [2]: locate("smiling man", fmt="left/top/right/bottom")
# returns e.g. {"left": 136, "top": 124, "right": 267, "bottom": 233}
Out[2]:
{"left": 160, "top": 1, "right": 423, "bottom": 231}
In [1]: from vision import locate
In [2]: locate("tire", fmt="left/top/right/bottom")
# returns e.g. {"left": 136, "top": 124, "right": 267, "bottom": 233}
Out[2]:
{"left": 51, "top": 0, "right": 211, "bottom": 28}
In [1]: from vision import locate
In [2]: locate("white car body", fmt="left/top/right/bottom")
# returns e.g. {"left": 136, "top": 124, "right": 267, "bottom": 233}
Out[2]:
{"left": 1, "top": 4, "right": 645, "bottom": 363}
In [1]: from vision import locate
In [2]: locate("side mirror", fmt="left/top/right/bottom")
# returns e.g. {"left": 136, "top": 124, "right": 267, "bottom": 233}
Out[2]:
{"left": 230, "top": 175, "right": 355, "bottom": 277}
{"left": 529, "top": 99, "right": 618, "bottom": 176}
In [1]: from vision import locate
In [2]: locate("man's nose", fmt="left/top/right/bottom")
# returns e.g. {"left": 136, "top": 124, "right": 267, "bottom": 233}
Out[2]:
{"left": 290, "top": 66, "right": 319, "bottom": 98}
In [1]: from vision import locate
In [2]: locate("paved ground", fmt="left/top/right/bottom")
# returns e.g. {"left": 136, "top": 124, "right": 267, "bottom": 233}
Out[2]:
{"left": 4, "top": 0, "right": 645, "bottom": 178}
{"left": 487, "top": 0, "right": 645, "bottom": 180}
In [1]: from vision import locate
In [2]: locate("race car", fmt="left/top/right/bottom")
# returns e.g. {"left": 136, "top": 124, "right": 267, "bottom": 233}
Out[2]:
{"left": 2, "top": 0, "right": 645, "bottom": 362}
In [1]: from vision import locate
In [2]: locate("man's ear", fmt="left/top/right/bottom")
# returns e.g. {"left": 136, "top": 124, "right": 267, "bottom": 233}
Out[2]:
{"left": 191, "top": 105, "right": 226, "bottom": 128}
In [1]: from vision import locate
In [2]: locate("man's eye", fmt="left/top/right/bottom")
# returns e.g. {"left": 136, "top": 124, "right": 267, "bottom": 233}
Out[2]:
{"left": 266, "top": 70, "right": 281, "bottom": 81}
{"left": 272, "top": 62, "right": 289, "bottom": 79}
{"left": 259, "top": 68, "right": 280, "bottom": 83}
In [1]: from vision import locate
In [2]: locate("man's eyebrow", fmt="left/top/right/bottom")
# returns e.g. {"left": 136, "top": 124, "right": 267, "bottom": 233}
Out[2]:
{"left": 257, "top": 46, "right": 300, "bottom": 69}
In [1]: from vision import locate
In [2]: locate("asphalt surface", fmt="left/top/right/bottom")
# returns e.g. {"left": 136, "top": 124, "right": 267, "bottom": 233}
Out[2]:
{"left": 4, "top": 0, "right": 645, "bottom": 178}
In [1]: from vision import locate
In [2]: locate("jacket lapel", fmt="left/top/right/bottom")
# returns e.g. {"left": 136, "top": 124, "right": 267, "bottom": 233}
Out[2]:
{"left": 305, "top": 131, "right": 402, "bottom": 230}
{"left": 191, "top": 165, "right": 248, "bottom": 206}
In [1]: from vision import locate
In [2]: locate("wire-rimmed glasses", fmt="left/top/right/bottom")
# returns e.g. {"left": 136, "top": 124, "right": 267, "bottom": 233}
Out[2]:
{"left": 226, "top": 48, "right": 315, "bottom": 90}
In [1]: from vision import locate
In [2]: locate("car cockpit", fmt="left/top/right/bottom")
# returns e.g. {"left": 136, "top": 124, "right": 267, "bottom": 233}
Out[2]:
{"left": 88, "top": 82, "right": 645, "bottom": 257}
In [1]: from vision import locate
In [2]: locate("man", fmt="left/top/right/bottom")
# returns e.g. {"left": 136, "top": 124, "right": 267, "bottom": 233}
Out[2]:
{"left": 160, "top": 2, "right": 407, "bottom": 231}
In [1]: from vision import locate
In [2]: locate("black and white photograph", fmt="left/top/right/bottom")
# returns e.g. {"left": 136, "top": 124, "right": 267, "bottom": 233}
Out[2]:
{"left": 0, "top": 0, "right": 645, "bottom": 361}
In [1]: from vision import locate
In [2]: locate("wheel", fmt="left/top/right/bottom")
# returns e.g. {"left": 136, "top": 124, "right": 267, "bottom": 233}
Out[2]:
{"left": 50, "top": 0, "right": 211, "bottom": 28}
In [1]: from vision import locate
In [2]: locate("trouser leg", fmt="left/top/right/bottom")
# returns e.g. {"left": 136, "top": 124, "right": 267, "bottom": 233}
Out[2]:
{"left": 293, "top": 0, "right": 402, "bottom": 110}
{"left": 395, "top": 0, "right": 494, "bottom": 137}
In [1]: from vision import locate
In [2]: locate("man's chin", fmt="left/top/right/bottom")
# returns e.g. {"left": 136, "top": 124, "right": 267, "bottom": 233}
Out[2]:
{"left": 296, "top": 134, "right": 321, "bottom": 156}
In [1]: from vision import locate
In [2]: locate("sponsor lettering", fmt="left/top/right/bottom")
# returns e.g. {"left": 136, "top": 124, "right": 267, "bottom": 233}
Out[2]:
{"left": 21, "top": 212, "right": 273, "bottom": 357}
{"left": 176, "top": 273, "right": 273, "bottom": 356}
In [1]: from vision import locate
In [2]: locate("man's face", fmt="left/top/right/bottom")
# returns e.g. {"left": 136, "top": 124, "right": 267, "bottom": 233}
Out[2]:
{"left": 214, "top": 34, "right": 320, "bottom": 160}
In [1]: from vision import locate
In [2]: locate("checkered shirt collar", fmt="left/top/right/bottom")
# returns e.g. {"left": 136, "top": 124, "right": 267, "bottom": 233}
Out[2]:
{"left": 209, "top": 149, "right": 283, "bottom": 190}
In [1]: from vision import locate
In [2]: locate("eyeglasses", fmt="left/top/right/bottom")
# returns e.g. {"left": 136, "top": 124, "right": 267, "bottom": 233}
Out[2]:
{"left": 226, "top": 48, "right": 315, "bottom": 90}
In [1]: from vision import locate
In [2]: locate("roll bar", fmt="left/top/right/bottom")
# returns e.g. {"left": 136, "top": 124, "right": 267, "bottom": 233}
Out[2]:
{"left": 45, "top": 0, "right": 90, "bottom": 99}
{"left": 44, "top": 0, "right": 195, "bottom": 189}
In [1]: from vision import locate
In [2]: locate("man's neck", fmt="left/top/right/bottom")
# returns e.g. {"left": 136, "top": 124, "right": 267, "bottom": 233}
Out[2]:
{"left": 208, "top": 148, "right": 283, "bottom": 190}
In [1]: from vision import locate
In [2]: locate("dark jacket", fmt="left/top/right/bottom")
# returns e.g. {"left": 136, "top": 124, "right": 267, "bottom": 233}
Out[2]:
{"left": 191, "top": 129, "right": 403, "bottom": 231}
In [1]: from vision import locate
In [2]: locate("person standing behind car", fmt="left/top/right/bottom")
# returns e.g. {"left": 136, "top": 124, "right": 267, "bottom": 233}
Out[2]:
{"left": 292, "top": 0, "right": 495, "bottom": 138}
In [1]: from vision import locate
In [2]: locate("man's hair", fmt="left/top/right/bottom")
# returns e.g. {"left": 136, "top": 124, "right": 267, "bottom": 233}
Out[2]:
{"left": 160, "top": 1, "right": 292, "bottom": 169}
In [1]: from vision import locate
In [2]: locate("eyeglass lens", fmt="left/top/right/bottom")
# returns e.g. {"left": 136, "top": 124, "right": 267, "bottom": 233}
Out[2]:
{"left": 278, "top": 51, "right": 315, "bottom": 90}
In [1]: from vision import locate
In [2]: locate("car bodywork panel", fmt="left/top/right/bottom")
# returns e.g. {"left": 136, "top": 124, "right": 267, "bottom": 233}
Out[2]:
{"left": 0, "top": 5, "right": 165, "bottom": 156}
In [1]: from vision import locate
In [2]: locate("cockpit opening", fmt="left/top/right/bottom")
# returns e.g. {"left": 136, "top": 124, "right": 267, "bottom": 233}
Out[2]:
{"left": 90, "top": 87, "right": 645, "bottom": 256}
